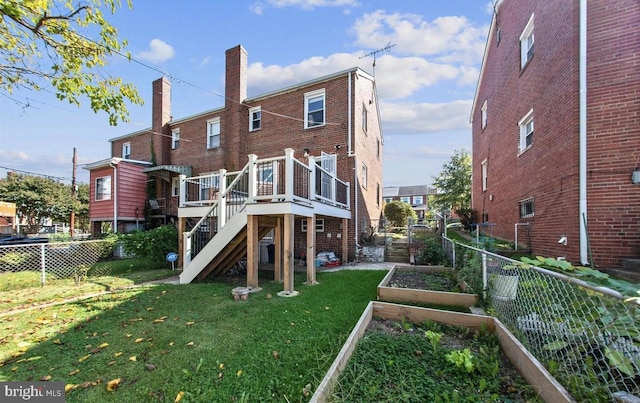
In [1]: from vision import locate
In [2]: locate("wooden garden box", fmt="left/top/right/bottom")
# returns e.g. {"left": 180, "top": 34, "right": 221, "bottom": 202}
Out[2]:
{"left": 310, "top": 301, "right": 573, "bottom": 403}
{"left": 377, "top": 265, "right": 479, "bottom": 308}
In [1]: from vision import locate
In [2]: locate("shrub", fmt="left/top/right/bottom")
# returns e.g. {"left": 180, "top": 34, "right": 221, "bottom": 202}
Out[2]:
{"left": 416, "top": 237, "right": 446, "bottom": 265}
{"left": 118, "top": 225, "right": 178, "bottom": 266}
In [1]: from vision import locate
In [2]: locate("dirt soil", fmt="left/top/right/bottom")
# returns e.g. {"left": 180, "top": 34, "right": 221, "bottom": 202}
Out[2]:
{"left": 387, "top": 270, "right": 459, "bottom": 292}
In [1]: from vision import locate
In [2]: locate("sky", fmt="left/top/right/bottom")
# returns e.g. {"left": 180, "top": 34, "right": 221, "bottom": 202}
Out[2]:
{"left": 0, "top": 0, "right": 493, "bottom": 187}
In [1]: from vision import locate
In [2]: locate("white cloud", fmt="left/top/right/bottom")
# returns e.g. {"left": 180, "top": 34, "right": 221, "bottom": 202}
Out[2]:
{"left": 379, "top": 100, "right": 472, "bottom": 134}
{"left": 136, "top": 39, "right": 175, "bottom": 64}
{"left": 250, "top": 1, "right": 264, "bottom": 14}
{"left": 0, "top": 150, "right": 29, "bottom": 161}
{"left": 351, "top": 11, "right": 488, "bottom": 64}
{"left": 267, "top": 0, "right": 359, "bottom": 10}
{"left": 190, "top": 57, "right": 211, "bottom": 68}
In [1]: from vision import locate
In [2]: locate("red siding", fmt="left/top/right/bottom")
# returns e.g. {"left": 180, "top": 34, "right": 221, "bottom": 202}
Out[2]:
{"left": 89, "top": 166, "right": 115, "bottom": 221}
{"left": 116, "top": 162, "right": 149, "bottom": 220}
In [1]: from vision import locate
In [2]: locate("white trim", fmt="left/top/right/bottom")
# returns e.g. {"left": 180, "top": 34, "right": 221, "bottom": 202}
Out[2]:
{"left": 481, "top": 159, "right": 488, "bottom": 191}
{"left": 171, "top": 128, "right": 180, "bottom": 149}
{"left": 249, "top": 106, "right": 261, "bottom": 132}
{"left": 520, "top": 13, "right": 535, "bottom": 68}
{"left": 207, "top": 118, "right": 221, "bottom": 149}
{"left": 122, "top": 142, "right": 131, "bottom": 159}
{"left": 304, "top": 89, "right": 326, "bottom": 129}
{"left": 95, "top": 175, "right": 112, "bottom": 201}
{"left": 481, "top": 100, "right": 488, "bottom": 129}
{"left": 518, "top": 108, "right": 534, "bottom": 153}
{"left": 301, "top": 218, "right": 324, "bottom": 232}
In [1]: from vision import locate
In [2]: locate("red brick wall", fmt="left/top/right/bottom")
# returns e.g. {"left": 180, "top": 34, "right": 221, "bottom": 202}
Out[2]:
{"left": 473, "top": 0, "right": 640, "bottom": 268}
{"left": 585, "top": 0, "right": 640, "bottom": 266}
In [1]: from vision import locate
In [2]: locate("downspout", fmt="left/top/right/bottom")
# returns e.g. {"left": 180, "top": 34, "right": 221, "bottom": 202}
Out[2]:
{"left": 347, "top": 71, "right": 358, "bottom": 247}
{"left": 579, "top": 0, "right": 588, "bottom": 264}
{"left": 109, "top": 163, "right": 118, "bottom": 233}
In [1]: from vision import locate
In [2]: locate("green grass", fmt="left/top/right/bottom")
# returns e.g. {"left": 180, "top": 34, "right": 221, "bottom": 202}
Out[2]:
{"left": 0, "top": 269, "right": 386, "bottom": 402}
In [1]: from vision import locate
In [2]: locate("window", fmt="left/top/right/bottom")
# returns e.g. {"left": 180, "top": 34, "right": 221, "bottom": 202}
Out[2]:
{"left": 362, "top": 104, "right": 368, "bottom": 132}
{"left": 361, "top": 163, "right": 368, "bottom": 188}
{"left": 384, "top": 197, "right": 393, "bottom": 204}
{"left": 171, "top": 177, "right": 179, "bottom": 197}
{"left": 301, "top": 218, "right": 324, "bottom": 232}
{"left": 376, "top": 183, "right": 380, "bottom": 207}
{"left": 304, "top": 89, "right": 325, "bottom": 128}
{"left": 249, "top": 107, "right": 261, "bottom": 131}
{"left": 207, "top": 118, "right": 220, "bottom": 149}
{"left": 400, "top": 196, "right": 410, "bottom": 204}
{"left": 95, "top": 176, "right": 111, "bottom": 201}
{"left": 481, "top": 100, "right": 488, "bottom": 129}
{"left": 413, "top": 196, "right": 424, "bottom": 205}
{"left": 518, "top": 109, "right": 534, "bottom": 153}
{"left": 122, "top": 142, "right": 131, "bottom": 159}
{"left": 520, "top": 14, "right": 535, "bottom": 68}
{"left": 376, "top": 138, "right": 381, "bottom": 159}
{"left": 519, "top": 198, "right": 534, "bottom": 218}
{"left": 481, "top": 159, "right": 488, "bottom": 191}
{"left": 171, "top": 129, "right": 180, "bottom": 149}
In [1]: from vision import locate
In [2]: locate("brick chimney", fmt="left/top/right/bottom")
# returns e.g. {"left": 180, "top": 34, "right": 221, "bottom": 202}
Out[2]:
{"left": 224, "top": 45, "right": 248, "bottom": 169}
{"left": 151, "top": 76, "right": 171, "bottom": 165}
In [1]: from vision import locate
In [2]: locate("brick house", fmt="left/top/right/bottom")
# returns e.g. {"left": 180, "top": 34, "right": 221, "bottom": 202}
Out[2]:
{"left": 86, "top": 45, "right": 384, "bottom": 288}
{"left": 383, "top": 185, "right": 435, "bottom": 223}
{"left": 470, "top": 0, "right": 640, "bottom": 269}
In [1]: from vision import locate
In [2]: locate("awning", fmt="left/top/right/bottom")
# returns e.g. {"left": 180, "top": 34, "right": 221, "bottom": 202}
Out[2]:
{"left": 142, "top": 165, "right": 192, "bottom": 182}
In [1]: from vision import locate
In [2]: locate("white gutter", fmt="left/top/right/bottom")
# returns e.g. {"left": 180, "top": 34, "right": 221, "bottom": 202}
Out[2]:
{"left": 109, "top": 163, "right": 118, "bottom": 233}
{"left": 348, "top": 72, "right": 352, "bottom": 155}
{"left": 579, "top": 0, "right": 588, "bottom": 264}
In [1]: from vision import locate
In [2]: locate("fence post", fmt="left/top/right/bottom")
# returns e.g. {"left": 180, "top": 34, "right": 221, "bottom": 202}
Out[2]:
{"left": 40, "top": 244, "right": 46, "bottom": 286}
{"left": 452, "top": 241, "right": 456, "bottom": 269}
{"left": 481, "top": 251, "right": 487, "bottom": 301}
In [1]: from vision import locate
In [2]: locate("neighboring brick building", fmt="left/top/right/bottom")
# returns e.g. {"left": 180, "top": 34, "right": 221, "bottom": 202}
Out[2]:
{"left": 86, "top": 45, "right": 384, "bottom": 284}
{"left": 471, "top": 0, "right": 640, "bottom": 269}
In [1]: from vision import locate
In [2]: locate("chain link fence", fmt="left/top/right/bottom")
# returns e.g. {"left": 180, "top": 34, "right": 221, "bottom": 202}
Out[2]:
{"left": 443, "top": 236, "right": 640, "bottom": 402}
{"left": 0, "top": 240, "right": 114, "bottom": 285}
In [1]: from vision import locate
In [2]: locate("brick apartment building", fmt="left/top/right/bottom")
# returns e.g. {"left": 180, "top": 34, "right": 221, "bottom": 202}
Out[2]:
{"left": 85, "top": 45, "right": 384, "bottom": 286}
{"left": 471, "top": 0, "right": 640, "bottom": 269}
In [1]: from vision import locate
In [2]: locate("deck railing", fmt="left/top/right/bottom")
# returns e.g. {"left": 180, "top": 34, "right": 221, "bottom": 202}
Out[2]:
{"left": 180, "top": 148, "right": 350, "bottom": 267}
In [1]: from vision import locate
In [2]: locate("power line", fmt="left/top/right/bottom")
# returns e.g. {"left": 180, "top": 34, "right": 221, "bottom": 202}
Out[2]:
{"left": 0, "top": 165, "right": 71, "bottom": 181}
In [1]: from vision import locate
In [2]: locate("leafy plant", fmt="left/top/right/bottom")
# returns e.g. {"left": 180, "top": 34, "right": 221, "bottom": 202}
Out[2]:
{"left": 415, "top": 237, "right": 447, "bottom": 265}
{"left": 424, "top": 330, "right": 442, "bottom": 350}
{"left": 117, "top": 225, "right": 178, "bottom": 265}
{"left": 446, "top": 348, "right": 475, "bottom": 373}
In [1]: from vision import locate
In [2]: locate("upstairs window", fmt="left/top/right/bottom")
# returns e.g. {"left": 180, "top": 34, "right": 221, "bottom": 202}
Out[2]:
{"left": 377, "top": 138, "right": 381, "bottom": 159}
{"left": 481, "top": 159, "right": 488, "bottom": 191}
{"left": 171, "top": 129, "right": 180, "bottom": 149}
{"left": 384, "top": 197, "right": 393, "bottom": 204}
{"left": 207, "top": 118, "right": 220, "bottom": 149}
{"left": 95, "top": 176, "right": 112, "bottom": 201}
{"left": 361, "top": 163, "right": 368, "bottom": 189}
{"left": 362, "top": 104, "right": 368, "bottom": 132}
{"left": 304, "top": 89, "right": 325, "bottom": 128}
{"left": 249, "top": 107, "right": 261, "bottom": 131}
{"left": 400, "top": 196, "right": 410, "bottom": 204}
{"left": 413, "top": 196, "right": 424, "bottom": 205}
{"left": 481, "top": 100, "right": 488, "bottom": 129}
{"left": 520, "top": 14, "right": 535, "bottom": 68}
{"left": 519, "top": 198, "right": 534, "bottom": 218}
{"left": 518, "top": 109, "right": 534, "bottom": 153}
{"left": 122, "top": 142, "right": 131, "bottom": 159}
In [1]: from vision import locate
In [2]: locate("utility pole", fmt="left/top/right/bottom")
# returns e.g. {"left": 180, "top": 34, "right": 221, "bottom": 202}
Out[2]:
{"left": 70, "top": 148, "right": 77, "bottom": 238}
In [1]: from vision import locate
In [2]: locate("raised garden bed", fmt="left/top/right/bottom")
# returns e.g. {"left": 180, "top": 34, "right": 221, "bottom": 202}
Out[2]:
{"left": 377, "top": 265, "right": 479, "bottom": 308}
{"left": 310, "top": 301, "right": 573, "bottom": 402}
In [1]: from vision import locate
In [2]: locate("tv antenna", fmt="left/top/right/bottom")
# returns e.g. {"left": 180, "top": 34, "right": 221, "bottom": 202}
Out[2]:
{"left": 359, "top": 42, "right": 396, "bottom": 74}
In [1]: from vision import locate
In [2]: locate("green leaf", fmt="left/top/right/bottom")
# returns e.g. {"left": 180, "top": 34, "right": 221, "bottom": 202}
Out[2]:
{"left": 605, "top": 348, "right": 636, "bottom": 377}
{"left": 543, "top": 340, "right": 569, "bottom": 351}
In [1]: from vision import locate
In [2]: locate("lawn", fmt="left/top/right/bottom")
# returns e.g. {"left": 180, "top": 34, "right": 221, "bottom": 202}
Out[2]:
{"left": 0, "top": 268, "right": 387, "bottom": 402}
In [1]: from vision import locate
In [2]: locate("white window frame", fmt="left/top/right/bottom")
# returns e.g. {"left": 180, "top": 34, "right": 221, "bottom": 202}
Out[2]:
{"left": 362, "top": 103, "right": 368, "bottom": 133}
{"left": 518, "top": 109, "right": 534, "bottom": 153}
{"left": 171, "top": 177, "right": 180, "bottom": 197}
{"left": 481, "top": 159, "right": 488, "bottom": 191}
{"left": 400, "top": 196, "right": 410, "bottom": 204}
{"left": 122, "top": 142, "right": 131, "bottom": 159}
{"left": 249, "top": 106, "right": 261, "bottom": 131}
{"left": 384, "top": 197, "right": 393, "bottom": 204}
{"left": 519, "top": 198, "right": 534, "bottom": 218}
{"left": 304, "top": 89, "right": 325, "bottom": 129}
{"left": 207, "top": 118, "right": 220, "bottom": 149}
{"left": 481, "top": 100, "right": 488, "bottom": 129}
{"left": 301, "top": 218, "right": 324, "bottom": 232}
{"left": 413, "top": 196, "right": 424, "bottom": 205}
{"left": 520, "top": 13, "right": 535, "bottom": 68}
{"left": 95, "top": 176, "right": 112, "bottom": 201}
{"left": 171, "top": 128, "right": 180, "bottom": 150}
{"left": 361, "top": 162, "right": 368, "bottom": 189}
